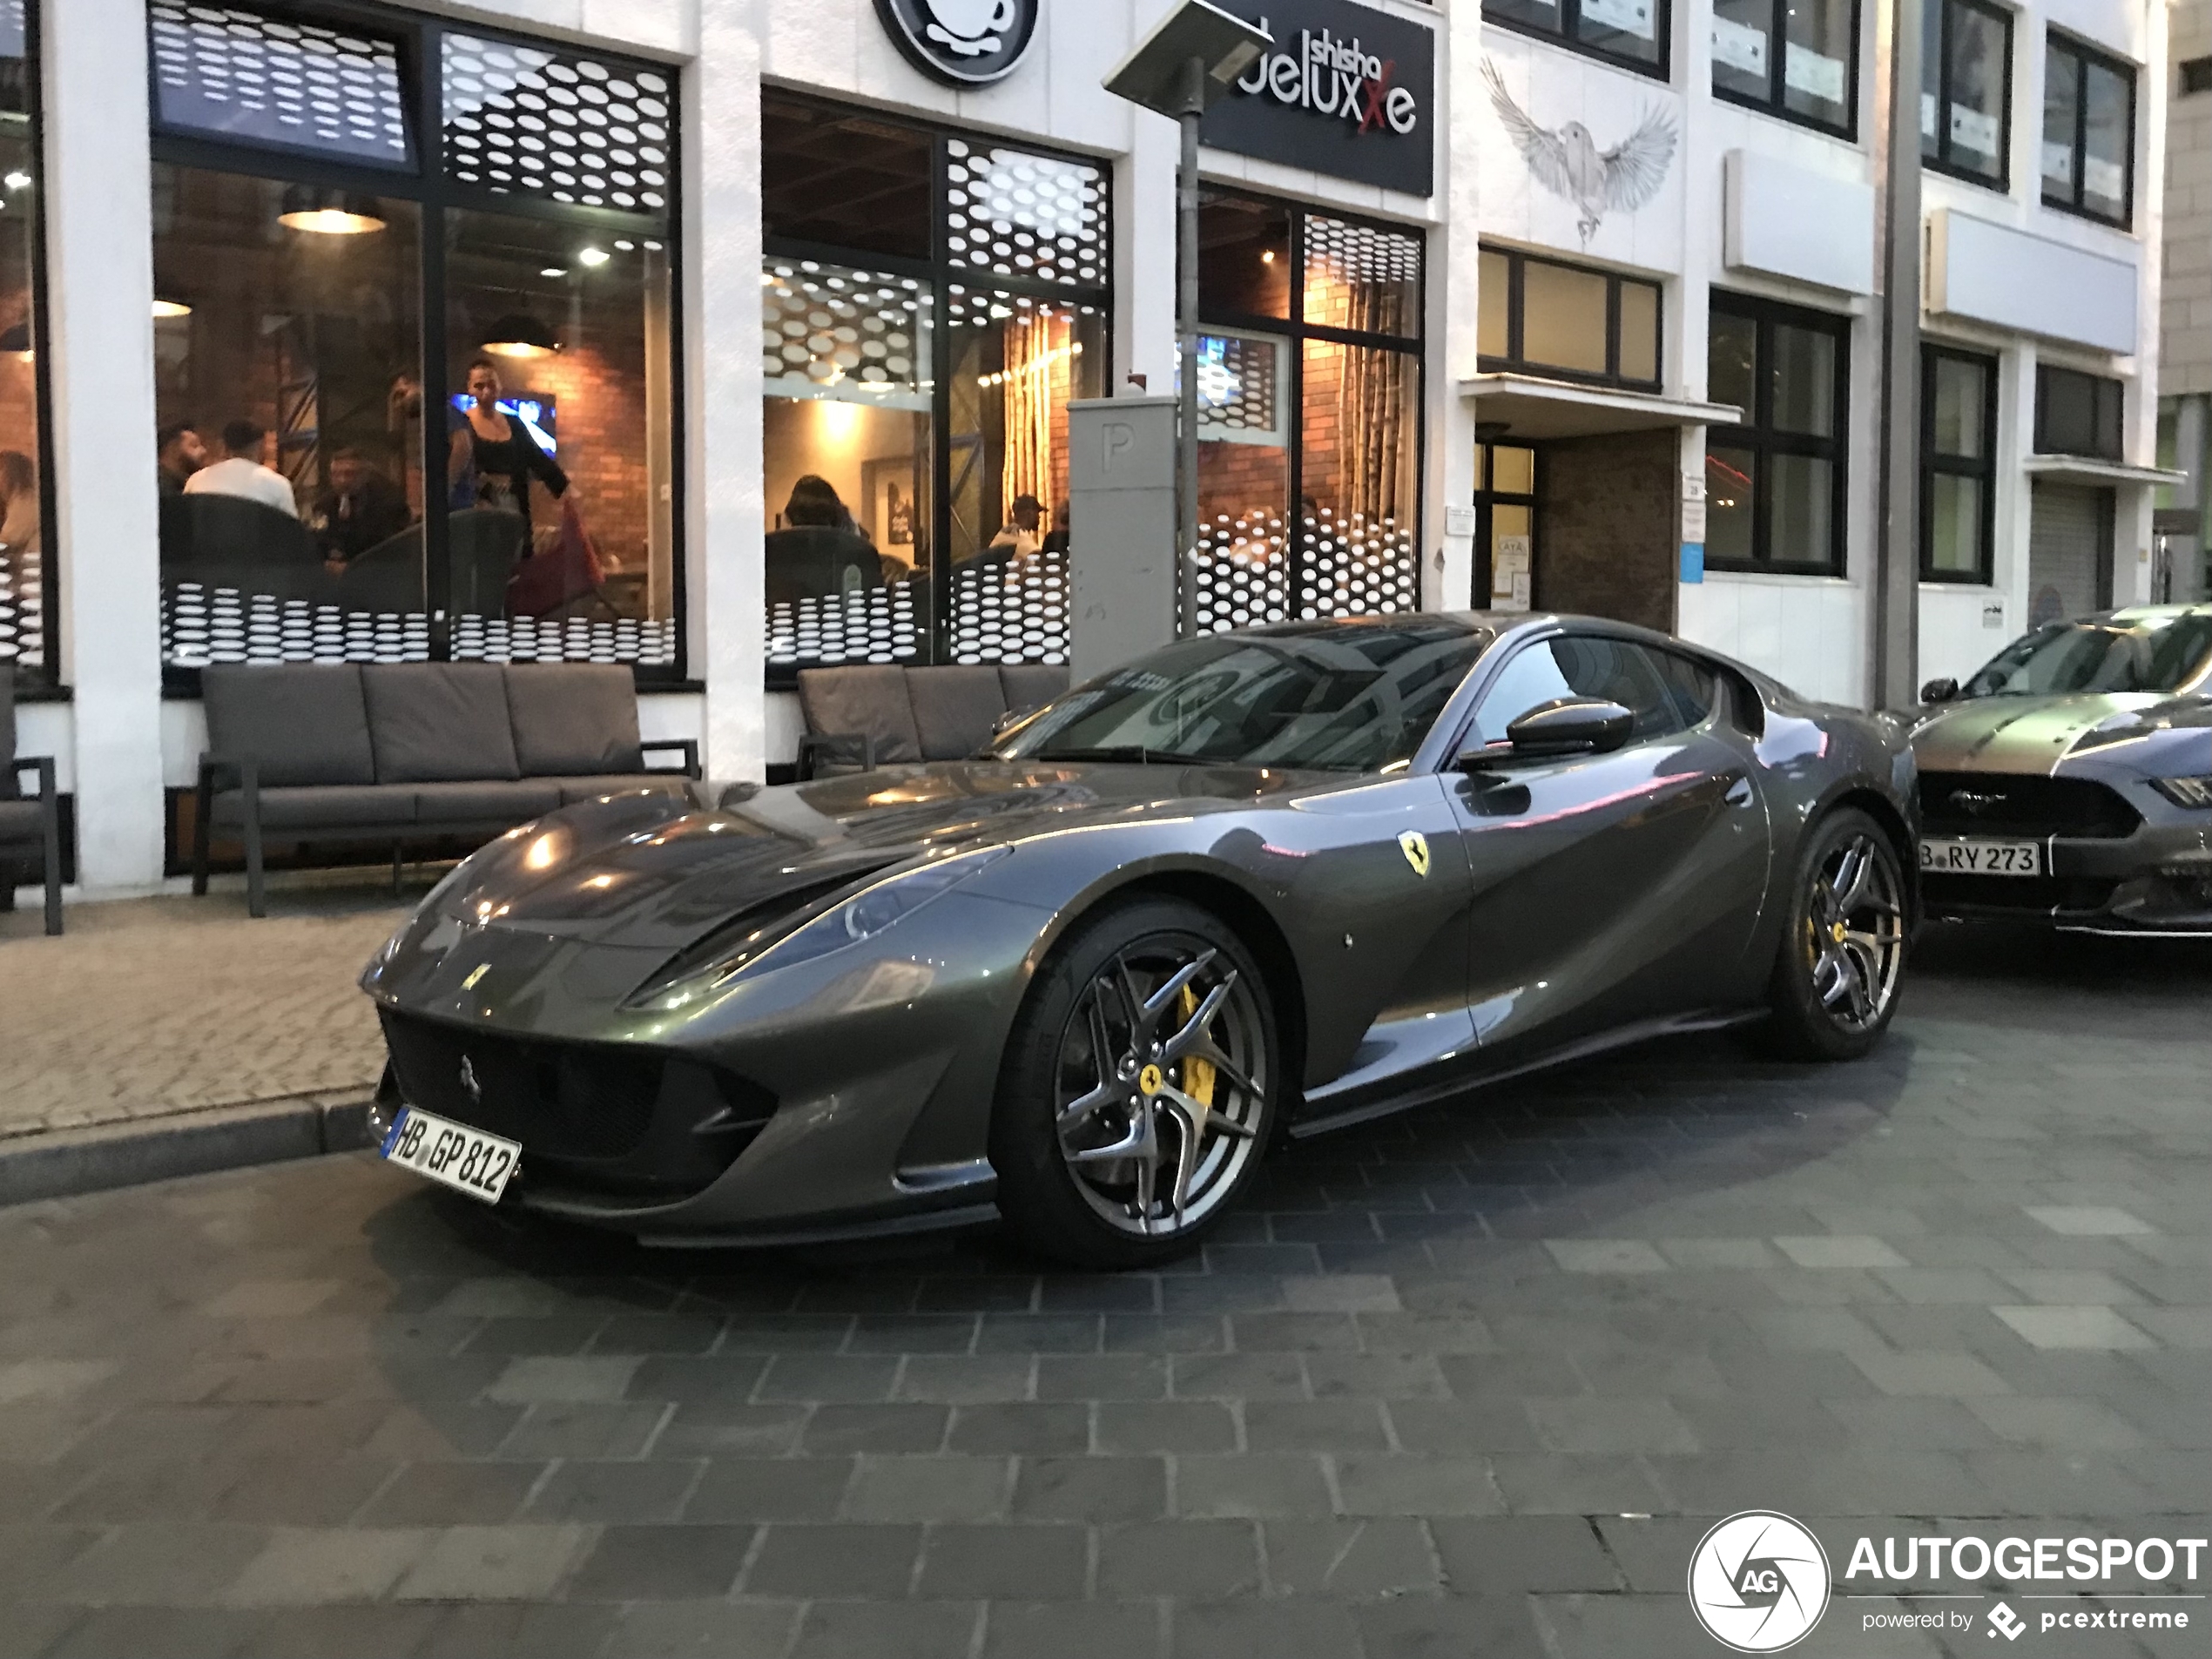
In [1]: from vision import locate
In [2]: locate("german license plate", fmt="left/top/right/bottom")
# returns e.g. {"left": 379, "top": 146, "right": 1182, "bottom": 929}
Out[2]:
{"left": 1919, "top": 837, "right": 2044, "bottom": 876}
{"left": 380, "top": 1106, "right": 520, "bottom": 1204}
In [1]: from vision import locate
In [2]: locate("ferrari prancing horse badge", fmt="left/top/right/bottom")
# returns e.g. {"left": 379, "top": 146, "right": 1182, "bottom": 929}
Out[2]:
{"left": 1398, "top": 830, "right": 1430, "bottom": 878}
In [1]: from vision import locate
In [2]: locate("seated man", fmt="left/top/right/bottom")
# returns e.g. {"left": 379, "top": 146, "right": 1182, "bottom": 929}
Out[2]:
{"left": 158, "top": 421, "right": 207, "bottom": 498}
{"left": 184, "top": 418, "right": 299, "bottom": 518}
{"left": 314, "top": 446, "right": 413, "bottom": 566}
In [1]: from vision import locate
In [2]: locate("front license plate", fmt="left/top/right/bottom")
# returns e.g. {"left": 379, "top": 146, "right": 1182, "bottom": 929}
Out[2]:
{"left": 381, "top": 1107, "right": 520, "bottom": 1204}
{"left": 1919, "top": 837, "right": 2045, "bottom": 877}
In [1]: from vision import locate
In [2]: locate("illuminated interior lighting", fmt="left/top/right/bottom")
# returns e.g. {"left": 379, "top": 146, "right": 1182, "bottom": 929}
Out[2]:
{"left": 277, "top": 187, "right": 388, "bottom": 235}
{"left": 540, "top": 266, "right": 569, "bottom": 279}
{"left": 615, "top": 239, "right": 636, "bottom": 251}
{"left": 577, "top": 246, "right": 612, "bottom": 267}
{"left": 976, "top": 339, "right": 1084, "bottom": 388}
{"left": 1260, "top": 249, "right": 1275, "bottom": 263}
{"left": 3, "top": 172, "right": 29, "bottom": 191}
{"left": 152, "top": 296, "right": 192, "bottom": 319}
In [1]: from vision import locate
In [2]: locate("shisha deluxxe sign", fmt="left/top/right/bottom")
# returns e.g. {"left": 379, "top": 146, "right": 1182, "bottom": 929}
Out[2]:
{"left": 1202, "top": 0, "right": 1435, "bottom": 196}
{"left": 874, "top": 0, "right": 1038, "bottom": 84}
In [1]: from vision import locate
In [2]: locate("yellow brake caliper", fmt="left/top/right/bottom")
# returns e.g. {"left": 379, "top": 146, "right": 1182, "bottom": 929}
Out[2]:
{"left": 1179, "top": 986, "right": 1217, "bottom": 1109}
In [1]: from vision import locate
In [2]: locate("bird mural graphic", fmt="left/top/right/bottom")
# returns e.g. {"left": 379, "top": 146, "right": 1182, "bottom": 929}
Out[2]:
{"left": 1481, "top": 58, "right": 1677, "bottom": 246}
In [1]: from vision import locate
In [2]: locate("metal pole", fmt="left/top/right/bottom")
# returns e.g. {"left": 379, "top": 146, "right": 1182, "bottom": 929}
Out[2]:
{"left": 1871, "top": 0, "right": 1923, "bottom": 708}
{"left": 1177, "top": 54, "right": 1204, "bottom": 640}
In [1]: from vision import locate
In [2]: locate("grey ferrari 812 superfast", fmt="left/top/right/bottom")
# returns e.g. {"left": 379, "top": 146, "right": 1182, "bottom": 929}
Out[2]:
{"left": 361, "top": 614, "right": 1918, "bottom": 1266}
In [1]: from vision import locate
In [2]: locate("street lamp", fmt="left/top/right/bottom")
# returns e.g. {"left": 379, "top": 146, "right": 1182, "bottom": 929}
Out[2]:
{"left": 1103, "top": 0, "right": 1270, "bottom": 638}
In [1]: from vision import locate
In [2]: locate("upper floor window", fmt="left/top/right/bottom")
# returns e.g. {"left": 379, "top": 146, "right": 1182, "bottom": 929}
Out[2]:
{"left": 1704, "top": 292, "right": 1849, "bottom": 575}
{"left": 2035, "top": 364, "right": 2123, "bottom": 460}
{"left": 1478, "top": 246, "right": 1661, "bottom": 390}
{"left": 1921, "top": 345, "right": 1998, "bottom": 583}
{"left": 1711, "top": 0, "right": 1858, "bottom": 136}
{"left": 2042, "top": 36, "right": 2134, "bottom": 225}
{"left": 1922, "top": 0, "right": 2012, "bottom": 189}
{"left": 1485, "top": 0, "right": 1666, "bottom": 78}
{"left": 0, "top": 0, "right": 49, "bottom": 688}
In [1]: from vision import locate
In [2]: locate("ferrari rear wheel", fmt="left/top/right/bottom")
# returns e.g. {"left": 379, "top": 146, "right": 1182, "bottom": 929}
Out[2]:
{"left": 993, "top": 898, "right": 1278, "bottom": 1269}
{"left": 1761, "top": 806, "right": 1907, "bottom": 1061}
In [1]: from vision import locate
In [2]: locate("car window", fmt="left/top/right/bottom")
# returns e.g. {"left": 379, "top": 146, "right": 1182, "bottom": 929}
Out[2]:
{"left": 1468, "top": 637, "right": 1683, "bottom": 747}
{"left": 1963, "top": 614, "right": 2212, "bottom": 698}
{"left": 1651, "top": 650, "right": 1722, "bottom": 729}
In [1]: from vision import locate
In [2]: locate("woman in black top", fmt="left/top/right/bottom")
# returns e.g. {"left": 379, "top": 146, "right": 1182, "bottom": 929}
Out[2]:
{"left": 449, "top": 356, "right": 571, "bottom": 529}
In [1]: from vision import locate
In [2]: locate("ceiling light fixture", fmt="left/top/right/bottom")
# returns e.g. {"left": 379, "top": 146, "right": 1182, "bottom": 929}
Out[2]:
{"left": 480, "top": 311, "right": 560, "bottom": 358}
{"left": 277, "top": 185, "right": 388, "bottom": 235}
{"left": 0, "top": 321, "right": 30, "bottom": 356}
{"left": 152, "top": 295, "right": 192, "bottom": 319}
{"left": 3, "top": 172, "right": 29, "bottom": 191}
{"left": 577, "top": 246, "right": 611, "bottom": 267}
{"left": 540, "top": 266, "right": 569, "bottom": 279}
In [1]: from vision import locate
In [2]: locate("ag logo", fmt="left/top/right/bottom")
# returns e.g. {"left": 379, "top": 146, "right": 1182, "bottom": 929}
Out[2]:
{"left": 1687, "top": 1511, "right": 1830, "bottom": 1652}
{"left": 873, "top": 0, "right": 1036, "bottom": 85}
{"left": 1987, "top": 1603, "right": 2025, "bottom": 1642}
{"left": 1397, "top": 830, "right": 1430, "bottom": 878}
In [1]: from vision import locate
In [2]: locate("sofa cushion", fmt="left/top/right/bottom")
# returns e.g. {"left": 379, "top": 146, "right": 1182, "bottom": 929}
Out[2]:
{"left": 211, "top": 784, "right": 416, "bottom": 830}
{"left": 412, "top": 779, "right": 564, "bottom": 826}
{"left": 797, "top": 665, "right": 921, "bottom": 765}
{"left": 506, "top": 664, "right": 644, "bottom": 777}
{"left": 907, "top": 666, "right": 1008, "bottom": 760}
{"left": 0, "top": 664, "right": 15, "bottom": 791}
{"left": 363, "top": 664, "right": 520, "bottom": 783}
{"left": 999, "top": 664, "right": 1071, "bottom": 716}
{"left": 556, "top": 774, "right": 692, "bottom": 806}
{"left": 202, "top": 664, "right": 375, "bottom": 787}
{"left": 0, "top": 796, "right": 44, "bottom": 847}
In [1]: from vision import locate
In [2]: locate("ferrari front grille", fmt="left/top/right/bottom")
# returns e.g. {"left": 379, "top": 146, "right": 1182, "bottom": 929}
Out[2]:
{"left": 1917, "top": 772, "right": 2141, "bottom": 840}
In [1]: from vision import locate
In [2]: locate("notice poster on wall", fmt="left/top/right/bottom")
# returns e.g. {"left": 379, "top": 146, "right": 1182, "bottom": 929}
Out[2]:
{"left": 1493, "top": 533, "right": 1532, "bottom": 610}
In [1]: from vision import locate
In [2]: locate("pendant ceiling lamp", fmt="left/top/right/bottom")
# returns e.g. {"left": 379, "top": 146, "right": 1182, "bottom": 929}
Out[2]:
{"left": 277, "top": 185, "right": 388, "bottom": 235}
{"left": 480, "top": 312, "right": 561, "bottom": 359}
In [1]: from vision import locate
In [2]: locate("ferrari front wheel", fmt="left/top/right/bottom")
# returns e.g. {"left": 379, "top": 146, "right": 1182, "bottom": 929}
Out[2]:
{"left": 1761, "top": 806, "right": 1908, "bottom": 1061}
{"left": 992, "top": 898, "right": 1278, "bottom": 1269}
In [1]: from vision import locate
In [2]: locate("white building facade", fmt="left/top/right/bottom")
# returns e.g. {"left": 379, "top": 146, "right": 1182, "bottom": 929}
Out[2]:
{"left": 0, "top": 0, "right": 2172, "bottom": 901}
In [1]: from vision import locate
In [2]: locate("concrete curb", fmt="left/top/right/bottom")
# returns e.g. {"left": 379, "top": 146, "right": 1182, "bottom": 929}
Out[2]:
{"left": 0, "top": 1095, "right": 379, "bottom": 1208}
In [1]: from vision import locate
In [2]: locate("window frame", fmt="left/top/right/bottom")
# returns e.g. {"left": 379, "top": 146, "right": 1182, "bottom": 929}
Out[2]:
{"left": 4, "top": 0, "right": 59, "bottom": 693}
{"left": 1703, "top": 290, "right": 1851, "bottom": 577}
{"left": 1197, "top": 187, "right": 1427, "bottom": 625}
{"left": 762, "top": 91, "right": 1115, "bottom": 685}
{"left": 146, "top": 0, "right": 688, "bottom": 692}
{"left": 1478, "top": 244, "right": 1662, "bottom": 392}
{"left": 2033, "top": 362, "right": 2125, "bottom": 460}
{"left": 1480, "top": 0, "right": 1671, "bottom": 83}
{"left": 1710, "top": 0, "right": 1862, "bottom": 140}
{"left": 1924, "top": 0, "right": 2015, "bottom": 192}
{"left": 1919, "top": 342, "right": 2000, "bottom": 585}
{"left": 2040, "top": 30, "right": 2135, "bottom": 226}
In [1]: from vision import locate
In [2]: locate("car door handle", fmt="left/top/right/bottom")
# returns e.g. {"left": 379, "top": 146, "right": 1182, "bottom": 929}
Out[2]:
{"left": 1724, "top": 776, "right": 1754, "bottom": 808}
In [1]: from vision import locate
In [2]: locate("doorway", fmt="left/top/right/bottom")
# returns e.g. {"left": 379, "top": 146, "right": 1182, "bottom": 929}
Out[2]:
{"left": 1473, "top": 442, "right": 1538, "bottom": 610}
{"left": 2027, "top": 482, "right": 2114, "bottom": 626}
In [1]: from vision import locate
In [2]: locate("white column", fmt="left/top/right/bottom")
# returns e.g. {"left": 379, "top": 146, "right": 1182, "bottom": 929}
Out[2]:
{"left": 1428, "top": 0, "right": 1483, "bottom": 612}
{"left": 1118, "top": 115, "right": 1177, "bottom": 395}
{"left": 690, "top": 0, "right": 766, "bottom": 782}
{"left": 44, "top": 0, "right": 164, "bottom": 890}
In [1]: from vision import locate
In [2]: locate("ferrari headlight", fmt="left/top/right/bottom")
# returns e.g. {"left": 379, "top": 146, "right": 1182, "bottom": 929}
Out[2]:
{"left": 628, "top": 846, "right": 1012, "bottom": 1010}
{"left": 2152, "top": 776, "right": 2212, "bottom": 809}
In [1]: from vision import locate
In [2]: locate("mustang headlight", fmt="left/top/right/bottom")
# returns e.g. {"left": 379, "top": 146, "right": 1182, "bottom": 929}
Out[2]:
{"left": 628, "top": 846, "right": 1012, "bottom": 1010}
{"left": 2152, "top": 776, "right": 2212, "bottom": 809}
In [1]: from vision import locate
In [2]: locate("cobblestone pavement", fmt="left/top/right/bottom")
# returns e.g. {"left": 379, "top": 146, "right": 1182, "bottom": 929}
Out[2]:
{"left": 0, "top": 927, "right": 2207, "bottom": 1659}
{"left": 0, "top": 893, "right": 402, "bottom": 1138}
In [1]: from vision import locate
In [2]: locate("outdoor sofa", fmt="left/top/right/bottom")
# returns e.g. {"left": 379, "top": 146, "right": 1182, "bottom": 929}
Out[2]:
{"left": 193, "top": 661, "right": 699, "bottom": 917}
{"left": 795, "top": 663, "right": 1071, "bottom": 779}
{"left": 0, "top": 664, "right": 64, "bottom": 934}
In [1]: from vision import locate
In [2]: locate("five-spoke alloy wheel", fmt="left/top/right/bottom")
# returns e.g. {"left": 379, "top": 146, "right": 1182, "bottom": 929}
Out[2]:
{"left": 1763, "top": 806, "right": 1909, "bottom": 1060}
{"left": 994, "top": 899, "right": 1278, "bottom": 1267}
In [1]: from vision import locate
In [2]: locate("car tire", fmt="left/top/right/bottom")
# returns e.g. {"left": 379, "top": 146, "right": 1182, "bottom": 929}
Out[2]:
{"left": 992, "top": 896, "right": 1280, "bottom": 1270}
{"left": 1759, "top": 806, "right": 1910, "bottom": 1062}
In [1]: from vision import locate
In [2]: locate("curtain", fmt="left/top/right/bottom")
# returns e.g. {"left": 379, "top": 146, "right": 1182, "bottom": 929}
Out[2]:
{"left": 1337, "top": 285, "right": 1413, "bottom": 536}
{"left": 1001, "top": 312, "right": 1055, "bottom": 520}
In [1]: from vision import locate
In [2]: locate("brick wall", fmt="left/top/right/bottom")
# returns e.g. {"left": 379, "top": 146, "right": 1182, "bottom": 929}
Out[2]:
{"left": 1534, "top": 428, "right": 1680, "bottom": 634}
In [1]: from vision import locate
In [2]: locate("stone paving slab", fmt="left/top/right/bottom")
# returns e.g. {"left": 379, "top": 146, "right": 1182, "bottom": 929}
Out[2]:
{"left": 0, "top": 892, "right": 403, "bottom": 1139}
{"left": 0, "top": 927, "right": 2207, "bottom": 1656}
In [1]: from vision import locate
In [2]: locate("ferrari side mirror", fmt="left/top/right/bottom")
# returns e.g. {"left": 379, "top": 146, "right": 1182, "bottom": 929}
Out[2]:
{"left": 1460, "top": 697, "right": 1635, "bottom": 767}
{"left": 1919, "top": 677, "right": 1960, "bottom": 705}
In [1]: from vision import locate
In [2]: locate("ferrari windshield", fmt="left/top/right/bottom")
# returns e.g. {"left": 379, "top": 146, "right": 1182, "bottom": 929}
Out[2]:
{"left": 995, "top": 622, "right": 1494, "bottom": 772}
{"left": 1963, "top": 613, "right": 2212, "bottom": 698}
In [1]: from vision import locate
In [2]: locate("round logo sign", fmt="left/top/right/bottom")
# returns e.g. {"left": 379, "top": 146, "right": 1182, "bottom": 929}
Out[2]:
{"left": 1687, "top": 1511, "right": 1831, "bottom": 1653}
{"left": 873, "top": 0, "right": 1037, "bottom": 85}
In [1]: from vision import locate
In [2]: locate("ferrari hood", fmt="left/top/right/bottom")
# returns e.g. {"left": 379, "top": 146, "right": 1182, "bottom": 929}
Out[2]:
{"left": 1911, "top": 693, "right": 2188, "bottom": 777}
{"left": 444, "top": 759, "right": 1320, "bottom": 954}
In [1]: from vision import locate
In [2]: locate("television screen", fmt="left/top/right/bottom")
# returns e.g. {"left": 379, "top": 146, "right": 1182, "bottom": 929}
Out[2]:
{"left": 451, "top": 393, "right": 556, "bottom": 456}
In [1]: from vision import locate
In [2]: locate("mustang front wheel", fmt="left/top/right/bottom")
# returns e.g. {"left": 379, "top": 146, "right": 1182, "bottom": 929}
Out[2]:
{"left": 993, "top": 898, "right": 1278, "bottom": 1268}
{"left": 1762, "top": 806, "right": 1908, "bottom": 1061}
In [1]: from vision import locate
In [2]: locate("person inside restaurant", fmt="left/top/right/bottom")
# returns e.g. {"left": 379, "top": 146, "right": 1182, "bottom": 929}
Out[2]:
{"left": 184, "top": 419, "right": 297, "bottom": 517}
{"left": 314, "top": 445, "right": 414, "bottom": 568}
{"left": 157, "top": 421, "right": 208, "bottom": 499}
{"left": 765, "top": 474, "right": 879, "bottom": 606}
{"left": 449, "top": 356, "right": 569, "bottom": 530}
{"left": 985, "top": 492, "right": 1044, "bottom": 563}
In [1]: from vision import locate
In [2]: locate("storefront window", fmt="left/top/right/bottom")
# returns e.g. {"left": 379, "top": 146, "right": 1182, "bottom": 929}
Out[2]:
{"left": 1921, "top": 345, "right": 1997, "bottom": 583}
{"left": 1711, "top": 0, "right": 1857, "bottom": 135}
{"left": 1477, "top": 246, "right": 1662, "bottom": 391}
{"left": 2035, "top": 364, "right": 2124, "bottom": 460}
{"left": 1196, "top": 197, "right": 1424, "bottom": 633}
{"left": 1704, "top": 293, "right": 1848, "bottom": 574}
{"left": 1923, "top": 0, "right": 2013, "bottom": 188}
{"left": 761, "top": 95, "right": 1109, "bottom": 683}
{"left": 1487, "top": 0, "right": 1667, "bottom": 77}
{"left": 2043, "top": 36, "right": 2134, "bottom": 225}
{"left": 0, "top": 1, "right": 49, "bottom": 686}
{"left": 150, "top": 2, "right": 682, "bottom": 685}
